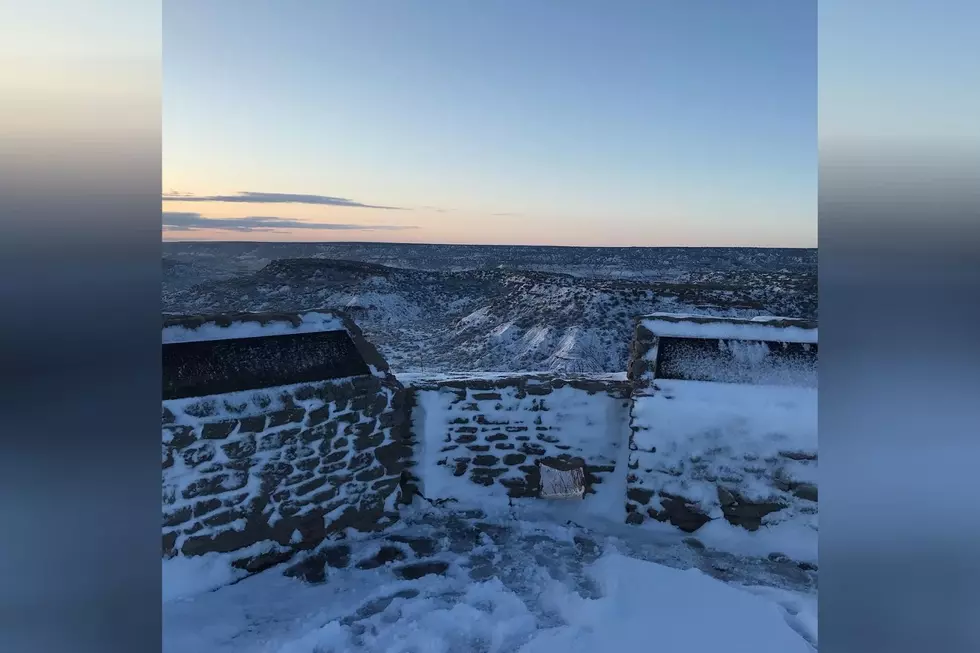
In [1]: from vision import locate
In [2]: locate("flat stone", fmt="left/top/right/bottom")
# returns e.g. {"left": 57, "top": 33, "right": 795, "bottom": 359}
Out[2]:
{"left": 792, "top": 483, "right": 818, "bottom": 502}
{"left": 193, "top": 498, "right": 222, "bottom": 517}
{"left": 347, "top": 451, "right": 374, "bottom": 472}
{"left": 237, "top": 416, "right": 267, "bottom": 433}
{"left": 500, "top": 477, "right": 535, "bottom": 498}
{"left": 181, "top": 474, "right": 231, "bottom": 500}
{"left": 779, "top": 450, "right": 817, "bottom": 461}
{"left": 181, "top": 443, "right": 215, "bottom": 467}
{"left": 374, "top": 442, "right": 411, "bottom": 475}
{"left": 183, "top": 400, "right": 217, "bottom": 418}
{"left": 162, "top": 406, "right": 177, "bottom": 424}
{"left": 647, "top": 495, "right": 712, "bottom": 533}
{"left": 627, "top": 487, "right": 654, "bottom": 505}
{"left": 163, "top": 506, "right": 192, "bottom": 527}
{"left": 295, "top": 476, "right": 328, "bottom": 496}
{"left": 387, "top": 535, "right": 439, "bottom": 557}
{"left": 164, "top": 425, "right": 196, "bottom": 450}
{"left": 520, "top": 443, "right": 546, "bottom": 456}
{"left": 469, "top": 467, "right": 506, "bottom": 486}
{"left": 295, "top": 456, "right": 319, "bottom": 471}
{"left": 309, "top": 482, "right": 340, "bottom": 502}
{"left": 202, "top": 508, "right": 247, "bottom": 528}
{"left": 306, "top": 405, "right": 331, "bottom": 427}
{"left": 323, "top": 449, "right": 347, "bottom": 464}
{"left": 355, "top": 465, "right": 385, "bottom": 482}
{"left": 163, "top": 531, "right": 178, "bottom": 557}
{"left": 221, "top": 435, "right": 256, "bottom": 460}
{"left": 722, "top": 499, "right": 785, "bottom": 531}
{"left": 355, "top": 545, "right": 406, "bottom": 569}
{"left": 354, "top": 430, "right": 385, "bottom": 451}
{"left": 201, "top": 420, "right": 237, "bottom": 440}
{"left": 394, "top": 561, "right": 449, "bottom": 580}
{"left": 268, "top": 407, "right": 307, "bottom": 428}
{"left": 472, "top": 392, "right": 502, "bottom": 401}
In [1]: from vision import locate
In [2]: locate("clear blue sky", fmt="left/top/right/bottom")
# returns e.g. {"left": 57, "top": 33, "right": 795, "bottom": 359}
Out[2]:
{"left": 163, "top": 0, "right": 816, "bottom": 246}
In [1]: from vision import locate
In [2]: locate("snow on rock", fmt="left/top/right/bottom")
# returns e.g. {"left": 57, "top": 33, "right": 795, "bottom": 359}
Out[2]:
{"left": 627, "top": 379, "right": 818, "bottom": 562}
{"left": 163, "top": 311, "right": 345, "bottom": 343}
{"left": 412, "top": 377, "right": 630, "bottom": 520}
{"left": 640, "top": 312, "right": 817, "bottom": 344}
{"left": 162, "top": 373, "right": 410, "bottom": 572}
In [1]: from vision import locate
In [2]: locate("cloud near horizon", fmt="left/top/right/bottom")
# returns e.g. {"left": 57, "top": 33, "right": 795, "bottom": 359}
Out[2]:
{"left": 162, "top": 191, "right": 403, "bottom": 210}
{"left": 162, "top": 212, "right": 417, "bottom": 232}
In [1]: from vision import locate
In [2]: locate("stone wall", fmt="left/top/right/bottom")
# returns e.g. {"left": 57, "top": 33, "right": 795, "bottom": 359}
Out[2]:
{"left": 162, "top": 309, "right": 819, "bottom": 571}
{"left": 623, "top": 314, "right": 818, "bottom": 552}
{"left": 409, "top": 376, "right": 631, "bottom": 510}
{"left": 625, "top": 383, "right": 817, "bottom": 534}
{"left": 162, "top": 311, "right": 412, "bottom": 573}
{"left": 628, "top": 313, "right": 818, "bottom": 393}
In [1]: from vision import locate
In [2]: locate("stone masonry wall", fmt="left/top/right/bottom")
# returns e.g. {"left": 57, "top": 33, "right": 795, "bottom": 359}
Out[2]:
{"left": 162, "top": 372, "right": 412, "bottom": 573}
{"left": 410, "top": 376, "right": 631, "bottom": 508}
{"left": 625, "top": 383, "right": 818, "bottom": 537}
{"left": 623, "top": 314, "right": 818, "bottom": 552}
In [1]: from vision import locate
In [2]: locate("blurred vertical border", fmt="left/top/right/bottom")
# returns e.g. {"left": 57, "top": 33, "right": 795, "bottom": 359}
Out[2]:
{"left": 0, "top": 2, "right": 163, "bottom": 652}
{"left": 820, "top": 0, "right": 980, "bottom": 651}
{"left": 2, "top": 1, "right": 980, "bottom": 652}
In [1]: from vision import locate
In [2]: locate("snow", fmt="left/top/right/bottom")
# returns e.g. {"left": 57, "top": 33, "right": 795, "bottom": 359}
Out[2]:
{"left": 458, "top": 305, "right": 492, "bottom": 328}
{"left": 689, "top": 519, "right": 818, "bottom": 568}
{"left": 414, "top": 384, "right": 626, "bottom": 517}
{"left": 631, "top": 380, "right": 817, "bottom": 457}
{"left": 162, "top": 552, "right": 247, "bottom": 602}
{"left": 519, "top": 554, "right": 813, "bottom": 652}
{"left": 163, "top": 311, "right": 345, "bottom": 343}
{"left": 164, "top": 381, "right": 395, "bottom": 556}
{"left": 630, "top": 379, "right": 818, "bottom": 562}
{"left": 163, "top": 508, "right": 817, "bottom": 653}
{"left": 397, "top": 372, "right": 628, "bottom": 385}
{"left": 641, "top": 313, "right": 817, "bottom": 344}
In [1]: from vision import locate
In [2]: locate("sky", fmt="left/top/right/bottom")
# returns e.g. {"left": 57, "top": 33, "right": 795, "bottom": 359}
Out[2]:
{"left": 163, "top": 0, "right": 817, "bottom": 247}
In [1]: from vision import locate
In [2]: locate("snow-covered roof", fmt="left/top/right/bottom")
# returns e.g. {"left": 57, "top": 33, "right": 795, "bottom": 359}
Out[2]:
{"left": 639, "top": 313, "right": 817, "bottom": 344}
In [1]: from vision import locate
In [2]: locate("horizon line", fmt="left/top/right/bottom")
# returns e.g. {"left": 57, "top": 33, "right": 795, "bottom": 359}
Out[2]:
{"left": 162, "top": 239, "right": 817, "bottom": 250}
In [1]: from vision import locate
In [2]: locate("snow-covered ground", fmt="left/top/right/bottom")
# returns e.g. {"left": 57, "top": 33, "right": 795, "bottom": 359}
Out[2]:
{"left": 164, "top": 503, "right": 817, "bottom": 653}
{"left": 629, "top": 379, "right": 818, "bottom": 563}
